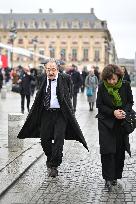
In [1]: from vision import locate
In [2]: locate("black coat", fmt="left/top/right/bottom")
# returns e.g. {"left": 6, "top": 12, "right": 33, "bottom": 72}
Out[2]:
{"left": 67, "top": 70, "right": 82, "bottom": 94}
{"left": 17, "top": 73, "right": 88, "bottom": 151}
{"left": 96, "top": 81, "right": 133, "bottom": 156}
{"left": 19, "top": 71, "right": 34, "bottom": 95}
{"left": 0, "top": 69, "right": 3, "bottom": 89}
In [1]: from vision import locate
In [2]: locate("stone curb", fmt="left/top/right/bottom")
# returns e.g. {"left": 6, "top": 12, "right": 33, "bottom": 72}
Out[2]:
{"left": 0, "top": 143, "right": 44, "bottom": 197}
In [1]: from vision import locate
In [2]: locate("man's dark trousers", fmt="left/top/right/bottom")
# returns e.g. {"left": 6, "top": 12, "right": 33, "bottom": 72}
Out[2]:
{"left": 73, "top": 93, "right": 77, "bottom": 112}
{"left": 40, "top": 109, "right": 67, "bottom": 167}
{"left": 21, "top": 94, "right": 30, "bottom": 112}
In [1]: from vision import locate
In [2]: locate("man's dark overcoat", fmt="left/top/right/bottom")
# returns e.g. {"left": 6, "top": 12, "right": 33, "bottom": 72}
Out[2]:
{"left": 96, "top": 81, "right": 133, "bottom": 156}
{"left": 17, "top": 73, "right": 88, "bottom": 151}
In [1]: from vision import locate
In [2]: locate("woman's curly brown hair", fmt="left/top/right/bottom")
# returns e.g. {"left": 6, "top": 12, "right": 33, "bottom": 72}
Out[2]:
{"left": 101, "top": 64, "right": 123, "bottom": 80}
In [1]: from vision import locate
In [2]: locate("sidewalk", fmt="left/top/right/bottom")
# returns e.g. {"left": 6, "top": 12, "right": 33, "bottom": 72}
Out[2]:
{"left": 0, "top": 91, "right": 44, "bottom": 196}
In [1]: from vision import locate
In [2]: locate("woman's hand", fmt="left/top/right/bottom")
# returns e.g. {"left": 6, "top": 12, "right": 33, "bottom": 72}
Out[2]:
{"left": 114, "top": 109, "right": 126, "bottom": 119}
{"left": 18, "top": 79, "right": 22, "bottom": 83}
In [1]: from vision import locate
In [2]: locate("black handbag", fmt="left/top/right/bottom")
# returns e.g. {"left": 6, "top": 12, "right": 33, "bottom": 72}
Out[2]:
{"left": 11, "top": 84, "right": 21, "bottom": 93}
{"left": 121, "top": 109, "right": 136, "bottom": 134}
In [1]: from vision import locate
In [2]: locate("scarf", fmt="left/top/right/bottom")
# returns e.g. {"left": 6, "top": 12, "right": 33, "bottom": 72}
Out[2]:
{"left": 104, "top": 78, "right": 122, "bottom": 107}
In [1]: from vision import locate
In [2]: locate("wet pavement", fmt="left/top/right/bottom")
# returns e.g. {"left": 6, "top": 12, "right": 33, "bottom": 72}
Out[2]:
{"left": 0, "top": 87, "right": 136, "bottom": 203}
{"left": 0, "top": 89, "right": 43, "bottom": 196}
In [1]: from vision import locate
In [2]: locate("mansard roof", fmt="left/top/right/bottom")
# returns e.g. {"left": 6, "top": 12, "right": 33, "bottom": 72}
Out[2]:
{"left": 0, "top": 12, "right": 108, "bottom": 30}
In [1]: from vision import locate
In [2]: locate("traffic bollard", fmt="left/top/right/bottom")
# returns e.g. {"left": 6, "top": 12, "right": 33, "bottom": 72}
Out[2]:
{"left": 8, "top": 113, "right": 24, "bottom": 149}
{"left": 1, "top": 86, "right": 7, "bottom": 99}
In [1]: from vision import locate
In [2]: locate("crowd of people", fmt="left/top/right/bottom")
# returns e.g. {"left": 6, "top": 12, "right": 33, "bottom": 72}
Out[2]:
{"left": 0, "top": 60, "right": 134, "bottom": 192}
{"left": 0, "top": 65, "right": 42, "bottom": 113}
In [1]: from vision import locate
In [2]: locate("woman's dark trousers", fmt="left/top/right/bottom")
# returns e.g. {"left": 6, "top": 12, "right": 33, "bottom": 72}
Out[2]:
{"left": 40, "top": 109, "right": 67, "bottom": 168}
{"left": 101, "top": 132, "right": 125, "bottom": 181}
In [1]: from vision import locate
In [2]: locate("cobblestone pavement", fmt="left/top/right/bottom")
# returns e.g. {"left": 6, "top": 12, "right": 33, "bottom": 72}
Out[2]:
{"left": 0, "top": 90, "right": 40, "bottom": 170}
{"left": 0, "top": 89, "right": 136, "bottom": 203}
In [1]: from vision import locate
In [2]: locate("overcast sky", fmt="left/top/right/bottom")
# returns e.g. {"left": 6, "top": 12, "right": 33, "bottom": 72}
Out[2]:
{"left": 0, "top": 0, "right": 136, "bottom": 59}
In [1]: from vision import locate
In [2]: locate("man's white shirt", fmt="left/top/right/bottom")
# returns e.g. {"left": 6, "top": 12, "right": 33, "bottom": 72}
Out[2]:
{"left": 46, "top": 73, "right": 60, "bottom": 109}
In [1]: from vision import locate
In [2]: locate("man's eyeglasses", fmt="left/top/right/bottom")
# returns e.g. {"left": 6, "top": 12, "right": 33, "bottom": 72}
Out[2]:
{"left": 45, "top": 68, "right": 57, "bottom": 72}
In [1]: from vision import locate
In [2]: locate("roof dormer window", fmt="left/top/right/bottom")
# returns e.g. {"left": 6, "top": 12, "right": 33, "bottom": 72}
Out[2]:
{"left": 71, "top": 20, "right": 80, "bottom": 29}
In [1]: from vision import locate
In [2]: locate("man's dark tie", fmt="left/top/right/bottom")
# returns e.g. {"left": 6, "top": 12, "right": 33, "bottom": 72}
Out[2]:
{"left": 44, "top": 79, "right": 51, "bottom": 110}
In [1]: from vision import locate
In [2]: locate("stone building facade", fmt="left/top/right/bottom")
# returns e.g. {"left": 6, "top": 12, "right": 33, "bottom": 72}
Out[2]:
{"left": 0, "top": 8, "right": 117, "bottom": 71}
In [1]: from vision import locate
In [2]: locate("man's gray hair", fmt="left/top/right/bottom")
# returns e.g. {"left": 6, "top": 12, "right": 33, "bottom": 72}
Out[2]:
{"left": 45, "top": 58, "right": 60, "bottom": 69}
{"left": 45, "top": 58, "right": 58, "bottom": 65}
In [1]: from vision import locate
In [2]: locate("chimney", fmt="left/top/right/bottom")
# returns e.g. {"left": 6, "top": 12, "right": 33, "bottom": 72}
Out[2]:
{"left": 49, "top": 8, "right": 53, "bottom": 13}
{"left": 90, "top": 8, "right": 94, "bottom": 14}
{"left": 10, "top": 9, "right": 13, "bottom": 14}
{"left": 39, "top": 8, "right": 43, "bottom": 13}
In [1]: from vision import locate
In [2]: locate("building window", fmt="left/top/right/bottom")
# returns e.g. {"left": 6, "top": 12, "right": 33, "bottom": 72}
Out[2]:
{"left": 28, "top": 20, "right": 36, "bottom": 29}
{"left": 60, "top": 20, "right": 68, "bottom": 29}
{"left": 72, "top": 41, "right": 78, "bottom": 45}
{"left": 49, "top": 20, "right": 57, "bottom": 29}
{"left": 18, "top": 38, "right": 23, "bottom": 44}
{"left": 71, "top": 20, "right": 80, "bottom": 29}
{"left": 72, "top": 49, "right": 77, "bottom": 61}
{"left": 94, "top": 49, "right": 100, "bottom": 62}
{"left": 82, "top": 20, "right": 90, "bottom": 29}
{"left": 60, "top": 49, "right": 66, "bottom": 61}
{"left": 50, "top": 47, "right": 55, "bottom": 58}
{"left": 39, "top": 49, "right": 45, "bottom": 61}
{"left": 83, "top": 48, "right": 89, "bottom": 61}
{"left": 29, "top": 48, "right": 34, "bottom": 60}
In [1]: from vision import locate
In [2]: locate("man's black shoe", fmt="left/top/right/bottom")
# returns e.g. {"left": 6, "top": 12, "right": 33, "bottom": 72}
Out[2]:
{"left": 49, "top": 167, "right": 58, "bottom": 178}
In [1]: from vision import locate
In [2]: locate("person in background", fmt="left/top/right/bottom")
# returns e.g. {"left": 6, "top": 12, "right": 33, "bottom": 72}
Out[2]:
{"left": 4, "top": 67, "right": 11, "bottom": 83}
{"left": 17, "top": 58, "right": 88, "bottom": 178}
{"left": 66, "top": 64, "right": 82, "bottom": 112}
{"left": 120, "top": 65, "right": 131, "bottom": 83}
{"left": 85, "top": 68, "right": 98, "bottom": 111}
{"left": 93, "top": 66, "right": 100, "bottom": 82}
{"left": 0, "top": 67, "right": 3, "bottom": 90}
{"left": 96, "top": 64, "right": 133, "bottom": 191}
{"left": 29, "top": 65, "right": 37, "bottom": 96}
{"left": 81, "top": 66, "right": 88, "bottom": 93}
{"left": 10, "top": 67, "right": 19, "bottom": 84}
{"left": 37, "top": 66, "right": 45, "bottom": 89}
{"left": 18, "top": 67, "right": 34, "bottom": 113}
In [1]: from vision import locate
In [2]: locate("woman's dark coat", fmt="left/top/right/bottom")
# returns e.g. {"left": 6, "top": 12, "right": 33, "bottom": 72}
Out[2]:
{"left": 17, "top": 73, "right": 88, "bottom": 151}
{"left": 96, "top": 81, "right": 133, "bottom": 156}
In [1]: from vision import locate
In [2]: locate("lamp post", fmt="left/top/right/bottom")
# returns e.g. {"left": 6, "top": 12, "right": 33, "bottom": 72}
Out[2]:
{"left": 9, "top": 27, "right": 17, "bottom": 69}
{"left": 32, "top": 36, "right": 38, "bottom": 68}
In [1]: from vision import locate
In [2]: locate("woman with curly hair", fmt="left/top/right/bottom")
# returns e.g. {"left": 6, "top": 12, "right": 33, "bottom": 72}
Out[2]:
{"left": 96, "top": 64, "right": 133, "bottom": 191}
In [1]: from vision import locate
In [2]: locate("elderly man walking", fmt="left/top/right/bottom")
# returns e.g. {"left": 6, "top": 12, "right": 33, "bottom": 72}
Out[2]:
{"left": 17, "top": 58, "right": 88, "bottom": 177}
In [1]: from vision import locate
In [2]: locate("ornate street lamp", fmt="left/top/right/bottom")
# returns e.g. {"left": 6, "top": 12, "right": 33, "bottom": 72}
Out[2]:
{"left": 9, "top": 27, "right": 17, "bottom": 69}
{"left": 32, "top": 36, "right": 38, "bottom": 68}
